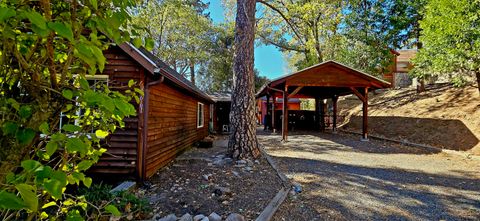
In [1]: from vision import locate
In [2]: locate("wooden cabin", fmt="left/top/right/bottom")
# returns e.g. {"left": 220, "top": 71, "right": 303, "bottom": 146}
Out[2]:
{"left": 89, "top": 43, "right": 214, "bottom": 180}
{"left": 383, "top": 49, "right": 417, "bottom": 88}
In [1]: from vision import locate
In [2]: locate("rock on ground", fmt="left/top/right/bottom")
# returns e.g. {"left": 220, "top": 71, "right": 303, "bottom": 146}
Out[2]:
{"left": 225, "top": 213, "right": 245, "bottom": 221}
{"left": 193, "top": 214, "right": 206, "bottom": 221}
{"left": 179, "top": 213, "right": 193, "bottom": 221}
{"left": 158, "top": 214, "right": 177, "bottom": 221}
{"left": 208, "top": 212, "right": 222, "bottom": 221}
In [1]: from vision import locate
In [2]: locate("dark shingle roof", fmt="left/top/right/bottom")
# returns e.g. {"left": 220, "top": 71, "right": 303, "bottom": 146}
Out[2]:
{"left": 136, "top": 47, "right": 213, "bottom": 102}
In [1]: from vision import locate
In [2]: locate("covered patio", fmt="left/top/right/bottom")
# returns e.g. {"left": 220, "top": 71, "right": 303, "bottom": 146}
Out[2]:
{"left": 256, "top": 60, "right": 391, "bottom": 141}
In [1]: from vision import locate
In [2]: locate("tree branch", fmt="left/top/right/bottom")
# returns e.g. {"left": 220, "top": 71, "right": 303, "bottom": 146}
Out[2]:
{"left": 257, "top": 33, "right": 306, "bottom": 52}
{"left": 256, "top": 0, "right": 306, "bottom": 46}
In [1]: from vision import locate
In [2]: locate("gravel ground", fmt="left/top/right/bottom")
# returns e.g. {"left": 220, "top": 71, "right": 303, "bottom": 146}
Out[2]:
{"left": 140, "top": 136, "right": 283, "bottom": 220}
{"left": 258, "top": 130, "right": 480, "bottom": 221}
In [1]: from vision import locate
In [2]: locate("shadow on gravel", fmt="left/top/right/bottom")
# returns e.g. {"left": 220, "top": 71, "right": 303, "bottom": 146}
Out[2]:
{"left": 258, "top": 130, "right": 442, "bottom": 155}
{"left": 274, "top": 156, "right": 480, "bottom": 220}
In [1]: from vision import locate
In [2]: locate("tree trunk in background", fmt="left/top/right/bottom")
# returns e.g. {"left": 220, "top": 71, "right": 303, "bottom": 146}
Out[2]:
{"left": 228, "top": 0, "right": 260, "bottom": 159}
{"left": 476, "top": 71, "right": 480, "bottom": 95}
{"left": 189, "top": 62, "right": 195, "bottom": 85}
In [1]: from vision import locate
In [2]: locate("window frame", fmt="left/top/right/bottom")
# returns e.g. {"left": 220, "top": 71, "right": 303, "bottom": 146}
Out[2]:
{"left": 58, "top": 75, "right": 109, "bottom": 132}
{"left": 197, "top": 102, "right": 205, "bottom": 128}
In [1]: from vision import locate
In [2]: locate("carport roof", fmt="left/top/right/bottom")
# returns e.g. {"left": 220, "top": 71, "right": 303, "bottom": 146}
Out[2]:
{"left": 257, "top": 60, "right": 391, "bottom": 98}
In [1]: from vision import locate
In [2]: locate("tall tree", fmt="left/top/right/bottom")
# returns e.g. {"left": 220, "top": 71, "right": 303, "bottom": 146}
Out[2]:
{"left": 412, "top": 0, "right": 480, "bottom": 93}
{"left": 228, "top": 0, "right": 260, "bottom": 159}
{"left": 257, "top": 0, "right": 344, "bottom": 69}
{"left": 131, "top": 0, "right": 212, "bottom": 85}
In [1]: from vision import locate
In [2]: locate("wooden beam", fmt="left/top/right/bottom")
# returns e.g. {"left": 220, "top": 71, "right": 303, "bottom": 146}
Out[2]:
{"left": 350, "top": 87, "right": 366, "bottom": 102}
{"left": 319, "top": 99, "right": 325, "bottom": 131}
{"left": 288, "top": 86, "right": 303, "bottom": 98}
{"left": 287, "top": 83, "right": 371, "bottom": 87}
{"left": 332, "top": 95, "right": 338, "bottom": 132}
{"left": 362, "top": 87, "right": 369, "bottom": 141}
{"left": 282, "top": 85, "right": 289, "bottom": 141}
{"left": 271, "top": 93, "right": 276, "bottom": 133}
{"left": 265, "top": 94, "right": 270, "bottom": 131}
{"left": 314, "top": 97, "right": 320, "bottom": 130}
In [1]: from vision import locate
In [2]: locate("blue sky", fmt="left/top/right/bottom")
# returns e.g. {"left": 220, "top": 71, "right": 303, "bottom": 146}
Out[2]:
{"left": 205, "top": 0, "right": 286, "bottom": 79}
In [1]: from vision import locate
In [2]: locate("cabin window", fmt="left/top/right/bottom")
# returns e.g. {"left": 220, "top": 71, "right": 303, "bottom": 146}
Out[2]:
{"left": 59, "top": 75, "right": 109, "bottom": 132}
{"left": 197, "top": 102, "right": 204, "bottom": 128}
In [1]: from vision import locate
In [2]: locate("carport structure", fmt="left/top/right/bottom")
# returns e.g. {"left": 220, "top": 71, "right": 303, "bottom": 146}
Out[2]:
{"left": 256, "top": 60, "right": 391, "bottom": 141}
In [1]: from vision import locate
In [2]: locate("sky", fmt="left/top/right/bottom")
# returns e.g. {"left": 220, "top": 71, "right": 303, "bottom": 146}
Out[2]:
{"left": 205, "top": 0, "right": 287, "bottom": 79}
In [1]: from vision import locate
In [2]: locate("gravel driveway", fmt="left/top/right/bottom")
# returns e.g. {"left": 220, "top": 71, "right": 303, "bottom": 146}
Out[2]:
{"left": 258, "top": 130, "right": 480, "bottom": 221}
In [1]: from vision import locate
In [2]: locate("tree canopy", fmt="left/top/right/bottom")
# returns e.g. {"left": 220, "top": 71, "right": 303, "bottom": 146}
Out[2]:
{"left": 412, "top": 0, "right": 480, "bottom": 91}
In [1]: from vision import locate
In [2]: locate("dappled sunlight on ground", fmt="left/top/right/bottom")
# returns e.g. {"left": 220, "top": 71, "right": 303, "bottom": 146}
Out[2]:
{"left": 258, "top": 130, "right": 480, "bottom": 220}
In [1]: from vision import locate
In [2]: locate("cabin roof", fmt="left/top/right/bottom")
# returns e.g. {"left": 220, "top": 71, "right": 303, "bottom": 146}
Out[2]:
{"left": 118, "top": 43, "right": 213, "bottom": 103}
{"left": 208, "top": 92, "right": 232, "bottom": 102}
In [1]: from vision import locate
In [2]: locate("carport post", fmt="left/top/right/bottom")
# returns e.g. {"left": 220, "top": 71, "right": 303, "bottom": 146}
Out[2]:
{"left": 362, "top": 87, "right": 369, "bottom": 141}
{"left": 314, "top": 97, "right": 320, "bottom": 130}
{"left": 282, "top": 85, "right": 289, "bottom": 141}
{"left": 266, "top": 94, "right": 270, "bottom": 130}
{"left": 332, "top": 95, "right": 338, "bottom": 133}
{"left": 320, "top": 99, "right": 325, "bottom": 131}
{"left": 272, "top": 93, "right": 276, "bottom": 133}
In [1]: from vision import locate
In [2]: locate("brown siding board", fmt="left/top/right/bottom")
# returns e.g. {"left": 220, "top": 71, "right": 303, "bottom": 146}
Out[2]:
{"left": 89, "top": 47, "right": 143, "bottom": 177}
{"left": 91, "top": 46, "right": 212, "bottom": 179}
{"left": 145, "top": 82, "right": 209, "bottom": 178}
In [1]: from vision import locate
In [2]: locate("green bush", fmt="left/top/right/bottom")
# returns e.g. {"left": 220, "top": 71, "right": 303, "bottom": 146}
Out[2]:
{"left": 0, "top": 0, "right": 152, "bottom": 220}
{"left": 79, "top": 183, "right": 152, "bottom": 220}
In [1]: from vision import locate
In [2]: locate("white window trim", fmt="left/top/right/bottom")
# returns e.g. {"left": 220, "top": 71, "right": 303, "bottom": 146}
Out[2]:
{"left": 197, "top": 102, "right": 205, "bottom": 128}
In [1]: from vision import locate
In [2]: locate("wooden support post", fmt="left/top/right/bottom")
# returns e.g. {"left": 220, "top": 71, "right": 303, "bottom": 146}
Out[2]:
{"left": 282, "top": 86, "right": 289, "bottom": 141}
{"left": 332, "top": 95, "right": 338, "bottom": 133}
{"left": 272, "top": 94, "right": 276, "bottom": 133}
{"left": 265, "top": 94, "right": 270, "bottom": 131}
{"left": 362, "top": 87, "right": 369, "bottom": 141}
{"left": 314, "top": 97, "right": 320, "bottom": 130}
{"left": 319, "top": 99, "right": 325, "bottom": 131}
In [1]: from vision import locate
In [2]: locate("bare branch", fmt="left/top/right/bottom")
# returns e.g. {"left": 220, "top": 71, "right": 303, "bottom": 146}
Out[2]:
{"left": 256, "top": 0, "right": 306, "bottom": 46}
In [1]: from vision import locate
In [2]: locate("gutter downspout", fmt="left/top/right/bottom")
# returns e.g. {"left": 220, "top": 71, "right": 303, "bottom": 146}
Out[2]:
{"left": 141, "top": 72, "right": 164, "bottom": 181}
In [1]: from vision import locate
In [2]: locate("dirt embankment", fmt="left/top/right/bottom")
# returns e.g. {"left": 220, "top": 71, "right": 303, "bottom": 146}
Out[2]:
{"left": 339, "top": 84, "right": 480, "bottom": 154}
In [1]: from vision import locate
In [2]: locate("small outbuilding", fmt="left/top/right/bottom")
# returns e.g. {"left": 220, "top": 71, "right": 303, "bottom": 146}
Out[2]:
{"left": 208, "top": 92, "right": 232, "bottom": 134}
{"left": 88, "top": 43, "right": 214, "bottom": 180}
{"left": 256, "top": 60, "right": 390, "bottom": 141}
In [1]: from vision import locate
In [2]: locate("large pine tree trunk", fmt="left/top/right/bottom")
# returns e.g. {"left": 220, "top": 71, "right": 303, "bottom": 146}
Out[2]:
{"left": 228, "top": 0, "right": 260, "bottom": 159}
{"left": 476, "top": 71, "right": 480, "bottom": 95}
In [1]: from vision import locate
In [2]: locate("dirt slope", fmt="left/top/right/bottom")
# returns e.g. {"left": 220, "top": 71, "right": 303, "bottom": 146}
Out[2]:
{"left": 339, "top": 84, "right": 480, "bottom": 154}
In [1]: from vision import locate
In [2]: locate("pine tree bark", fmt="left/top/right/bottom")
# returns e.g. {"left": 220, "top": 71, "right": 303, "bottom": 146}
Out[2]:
{"left": 476, "top": 71, "right": 480, "bottom": 95}
{"left": 228, "top": 0, "right": 260, "bottom": 159}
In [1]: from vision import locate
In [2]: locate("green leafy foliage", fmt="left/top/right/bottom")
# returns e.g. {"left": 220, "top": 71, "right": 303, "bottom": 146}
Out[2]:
{"left": 0, "top": 0, "right": 147, "bottom": 220}
{"left": 412, "top": 0, "right": 480, "bottom": 89}
{"left": 79, "top": 183, "right": 152, "bottom": 219}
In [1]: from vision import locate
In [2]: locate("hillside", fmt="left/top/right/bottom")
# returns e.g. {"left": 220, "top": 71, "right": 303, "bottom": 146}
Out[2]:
{"left": 338, "top": 84, "right": 480, "bottom": 155}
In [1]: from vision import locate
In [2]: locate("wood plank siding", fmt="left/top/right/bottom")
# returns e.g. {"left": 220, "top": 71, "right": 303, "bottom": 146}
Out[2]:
{"left": 89, "top": 45, "right": 212, "bottom": 180}
{"left": 145, "top": 82, "right": 209, "bottom": 177}
{"left": 89, "top": 47, "right": 144, "bottom": 175}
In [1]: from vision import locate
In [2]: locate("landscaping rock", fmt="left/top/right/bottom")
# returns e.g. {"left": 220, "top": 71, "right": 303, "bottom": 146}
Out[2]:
{"left": 158, "top": 214, "right": 177, "bottom": 221}
{"left": 208, "top": 212, "right": 222, "bottom": 221}
{"left": 193, "top": 214, "right": 206, "bottom": 221}
{"left": 225, "top": 213, "right": 245, "bottom": 221}
{"left": 202, "top": 174, "right": 213, "bottom": 181}
{"left": 244, "top": 166, "right": 253, "bottom": 172}
{"left": 232, "top": 171, "right": 240, "bottom": 178}
{"left": 213, "top": 186, "right": 232, "bottom": 196}
{"left": 179, "top": 213, "right": 193, "bottom": 221}
{"left": 200, "top": 217, "right": 210, "bottom": 221}
{"left": 236, "top": 160, "right": 247, "bottom": 165}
